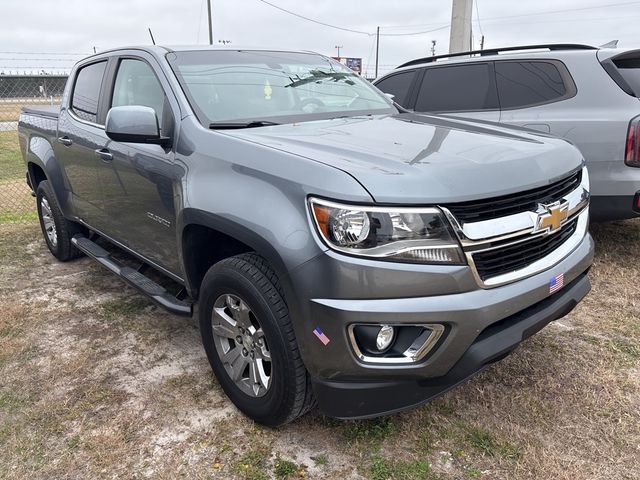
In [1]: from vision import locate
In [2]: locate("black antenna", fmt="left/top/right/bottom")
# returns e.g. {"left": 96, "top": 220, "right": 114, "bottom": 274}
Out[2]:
{"left": 148, "top": 28, "right": 156, "bottom": 45}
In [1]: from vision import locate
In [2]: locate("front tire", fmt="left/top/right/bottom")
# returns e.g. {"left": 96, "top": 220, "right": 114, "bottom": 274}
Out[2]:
{"left": 36, "top": 180, "right": 84, "bottom": 262}
{"left": 199, "top": 253, "right": 314, "bottom": 426}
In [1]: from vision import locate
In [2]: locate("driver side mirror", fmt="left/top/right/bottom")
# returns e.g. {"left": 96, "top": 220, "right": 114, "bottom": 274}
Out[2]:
{"left": 105, "top": 105, "right": 170, "bottom": 147}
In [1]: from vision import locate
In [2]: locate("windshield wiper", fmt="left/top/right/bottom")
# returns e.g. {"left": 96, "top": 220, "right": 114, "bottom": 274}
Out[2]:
{"left": 209, "top": 120, "right": 280, "bottom": 129}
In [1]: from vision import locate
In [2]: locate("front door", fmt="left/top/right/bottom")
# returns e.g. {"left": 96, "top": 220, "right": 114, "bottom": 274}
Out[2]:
{"left": 98, "top": 56, "right": 181, "bottom": 274}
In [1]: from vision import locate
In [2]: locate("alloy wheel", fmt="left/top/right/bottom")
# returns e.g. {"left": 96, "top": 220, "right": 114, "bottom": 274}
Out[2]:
{"left": 211, "top": 293, "right": 272, "bottom": 397}
{"left": 40, "top": 197, "right": 57, "bottom": 248}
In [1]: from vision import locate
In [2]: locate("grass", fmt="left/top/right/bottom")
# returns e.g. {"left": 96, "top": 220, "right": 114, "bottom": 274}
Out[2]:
{"left": 0, "top": 98, "right": 59, "bottom": 123}
{"left": 370, "top": 454, "right": 434, "bottom": 480}
{"left": 0, "top": 218, "right": 638, "bottom": 479}
{"left": 0, "top": 130, "right": 23, "bottom": 181}
{"left": 0, "top": 130, "right": 35, "bottom": 223}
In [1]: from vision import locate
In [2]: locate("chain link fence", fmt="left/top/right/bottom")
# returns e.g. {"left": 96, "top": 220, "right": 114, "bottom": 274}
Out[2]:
{"left": 0, "top": 52, "right": 83, "bottom": 224}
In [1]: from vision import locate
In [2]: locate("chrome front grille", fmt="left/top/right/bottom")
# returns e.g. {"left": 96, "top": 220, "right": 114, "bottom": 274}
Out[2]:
{"left": 446, "top": 170, "right": 582, "bottom": 223}
{"left": 442, "top": 166, "right": 590, "bottom": 288}
{"left": 471, "top": 217, "right": 578, "bottom": 281}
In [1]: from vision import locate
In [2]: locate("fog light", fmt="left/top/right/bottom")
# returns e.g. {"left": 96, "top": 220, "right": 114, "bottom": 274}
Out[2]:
{"left": 376, "top": 325, "right": 395, "bottom": 351}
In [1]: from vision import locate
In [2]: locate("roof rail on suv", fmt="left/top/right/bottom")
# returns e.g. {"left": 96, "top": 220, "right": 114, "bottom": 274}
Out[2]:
{"left": 397, "top": 43, "right": 598, "bottom": 69}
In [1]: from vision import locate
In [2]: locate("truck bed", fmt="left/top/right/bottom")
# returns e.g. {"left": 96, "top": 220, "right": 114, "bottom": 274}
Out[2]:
{"left": 21, "top": 105, "right": 60, "bottom": 119}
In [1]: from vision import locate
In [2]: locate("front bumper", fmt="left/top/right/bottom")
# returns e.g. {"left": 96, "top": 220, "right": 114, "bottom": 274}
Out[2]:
{"left": 286, "top": 231, "right": 594, "bottom": 419}
{"left": 312, "top": 271, "right": 590, "bottom": 419}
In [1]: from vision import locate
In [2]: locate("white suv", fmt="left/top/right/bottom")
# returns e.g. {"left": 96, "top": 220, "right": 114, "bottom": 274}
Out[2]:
{"left": 374, "top": 44, "right": 640, "bottom": 221}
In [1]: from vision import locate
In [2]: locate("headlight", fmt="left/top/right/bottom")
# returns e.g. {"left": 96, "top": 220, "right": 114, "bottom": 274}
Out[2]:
{"left": 309, "top": 198, "right": 465, "bottom": 264}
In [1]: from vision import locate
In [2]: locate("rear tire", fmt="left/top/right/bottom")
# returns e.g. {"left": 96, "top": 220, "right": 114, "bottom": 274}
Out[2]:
{"left": 36, "top": 180, "right": 84, "bottom": 262}
{"left": 199, "top": 253, "right": 315, "bottom": 426}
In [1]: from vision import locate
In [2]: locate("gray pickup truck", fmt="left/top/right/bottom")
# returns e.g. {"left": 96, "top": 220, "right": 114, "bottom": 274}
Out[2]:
{"left": 19, "top": 46, "right": 594, "bottom": 426}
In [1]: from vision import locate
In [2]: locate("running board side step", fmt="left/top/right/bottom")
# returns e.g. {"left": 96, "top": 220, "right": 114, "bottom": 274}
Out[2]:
{"left": 72, "top": 236, "right": 192, "bottom": 317}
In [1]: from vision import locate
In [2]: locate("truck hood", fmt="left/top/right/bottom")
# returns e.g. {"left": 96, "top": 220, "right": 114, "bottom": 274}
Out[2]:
{"left": 226, "top": 113, "right": 584, "bottom": 204}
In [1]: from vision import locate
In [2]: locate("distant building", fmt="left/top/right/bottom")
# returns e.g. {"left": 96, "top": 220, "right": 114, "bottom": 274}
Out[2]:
{"left": 0, "top": 74, "right": 68, "bottom": 99}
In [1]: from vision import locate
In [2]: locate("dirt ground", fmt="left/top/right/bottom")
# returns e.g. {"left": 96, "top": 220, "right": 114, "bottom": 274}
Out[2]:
{"left": 0, "top": 219, "right": 639, "bottom": 480}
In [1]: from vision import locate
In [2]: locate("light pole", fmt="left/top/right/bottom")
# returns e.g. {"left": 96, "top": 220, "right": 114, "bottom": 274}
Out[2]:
{"left": 334, "top": 45, "right": 343, "bottom": 58}
{"left": 207, "top": 0, "right": 214, "bottom": 45}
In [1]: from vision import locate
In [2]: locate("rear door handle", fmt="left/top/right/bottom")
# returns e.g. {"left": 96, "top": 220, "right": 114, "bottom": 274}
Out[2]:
{"left": 57, "top": 136, "right": 73, "bottom": 146}
{"left": 94, "top": 148, "right": 113, "bottom": 162}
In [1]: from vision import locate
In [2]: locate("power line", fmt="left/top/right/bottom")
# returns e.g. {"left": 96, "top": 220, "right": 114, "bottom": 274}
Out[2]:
{"left": 255, "top": 0, "right": 372, "bottom": 35}
{"left": 381, "top": 0, "right": 640, "bottom": 29}
{"left": 379, "top": 25, "right": 450, "bottom": 36}
{"left": 0, "top": 51, "right": 88, "bottom": 56}
{"left": 255, "top": 0, "right": 450, "bottom": 36}
{"left": 483, "top": 0, "right": 640, "bottom": 22}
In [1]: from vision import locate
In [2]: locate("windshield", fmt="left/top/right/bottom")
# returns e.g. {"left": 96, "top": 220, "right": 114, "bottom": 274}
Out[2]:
{"left": 167, "top": 50, "right": 396, "bottom": 126}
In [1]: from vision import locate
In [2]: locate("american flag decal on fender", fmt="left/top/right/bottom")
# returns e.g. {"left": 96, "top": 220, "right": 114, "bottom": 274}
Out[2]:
{"left": 549, "top": 273, "right": 565, "bottom": 294}
{"left": 313, "top": 326, "right": 330, "bottom": 346}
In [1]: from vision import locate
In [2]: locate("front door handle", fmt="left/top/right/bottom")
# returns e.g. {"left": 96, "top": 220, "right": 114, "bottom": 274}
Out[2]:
{"left": 57, "top": 136, "right": 73, "bottom": 146}
{"left": 94, "top": 148, "right": 113, "bottom": 162}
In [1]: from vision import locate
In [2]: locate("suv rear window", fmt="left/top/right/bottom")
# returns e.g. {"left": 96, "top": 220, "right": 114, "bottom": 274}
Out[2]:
{"left": 71, "top": 61, "right": 107, "bottom": 124}
{"left": 495, "top": 61, "right": 569, "bottom": 109}
{"left": 415, "top": 63, "right": 498, "bottom": 112}
{"left": 613, "top": 57, "right": 640, "bottom": 96}
{"left": 374, "top": 70, "right": 417, "bottom": 107}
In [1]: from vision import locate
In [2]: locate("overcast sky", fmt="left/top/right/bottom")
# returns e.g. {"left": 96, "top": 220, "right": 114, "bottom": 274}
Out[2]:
{"left": 1, "top": 0, "right": 639, "bottom": 76}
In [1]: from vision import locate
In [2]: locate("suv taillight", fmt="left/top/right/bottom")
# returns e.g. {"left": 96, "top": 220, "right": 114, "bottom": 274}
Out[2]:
{"left": 625, "top": 116, "right": 640, "bottom": 167}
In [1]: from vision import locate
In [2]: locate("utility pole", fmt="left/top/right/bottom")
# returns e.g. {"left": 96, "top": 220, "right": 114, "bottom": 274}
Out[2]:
{"left": 374, "top": 26, "right": 380, "bottom": 78}
{"left": 334, "top": 45, "right": 343, "bottom": 58}
{"left": 449, "top": 0, "right": 473, "bottom": 54}
{"left": 207, "top": 0, "right": 214, "bottom": 45}
{"left": 480, "top": 34, "right": 485, "bottom": 51}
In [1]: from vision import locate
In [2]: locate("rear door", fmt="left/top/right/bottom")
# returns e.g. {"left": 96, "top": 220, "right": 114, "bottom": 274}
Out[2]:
{"left": 55, "top": 59, "right": 110, "bottom": 228}
{"left": 411, "top": 62, "right": 500, "bottom": 121}
{"left": 97, "top": 53, "right": 182, "bottom": 274}
{"left": 495, "top": 59, "right": 577, "bottom": 132}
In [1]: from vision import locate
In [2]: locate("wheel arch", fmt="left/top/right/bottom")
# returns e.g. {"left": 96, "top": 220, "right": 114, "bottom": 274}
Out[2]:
{"left": 179, "top": 209, "right": 294, "bottom": 301}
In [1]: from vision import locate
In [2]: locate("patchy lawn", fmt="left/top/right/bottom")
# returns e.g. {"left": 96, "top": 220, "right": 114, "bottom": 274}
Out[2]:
{"left": 0, "top": 130, "right": 36, "bottom": 223}
{"left": 0, "top": 130, "right": 23, "bottom": 182}
{"left": 0, "top": 220, "right": 638, "bottom": 479}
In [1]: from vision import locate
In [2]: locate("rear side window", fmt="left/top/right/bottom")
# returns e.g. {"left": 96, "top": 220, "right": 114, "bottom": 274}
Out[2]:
{"left": 71, "top": 61, "right": 107, "bottom": 124}
{"left": 495, "top": 61, "right": 570, "bottom": 109}
{"left": 612, "top": 57, "right": 640, "bottom": 96}
{"left": 374, "top": 70, "right": 417, "bottom": 107}
{"left": 415, "top": 63, "right": 498, "bottom": 112}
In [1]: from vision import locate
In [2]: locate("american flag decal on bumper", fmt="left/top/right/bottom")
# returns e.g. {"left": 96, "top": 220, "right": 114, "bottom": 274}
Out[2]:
{"left": 549, "top": 273, "right": 565, "bottom": 294}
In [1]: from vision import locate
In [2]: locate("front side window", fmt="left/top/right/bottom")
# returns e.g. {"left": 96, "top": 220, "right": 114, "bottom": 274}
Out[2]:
{"left": 495, "top": 61, "right": 568, "bottom": 109}
{"left": 167, "top": 50, "right": 395, "bottom": 126}
{"left": 71, "top": 61, "right": 107, "bottom": 123}
{"left": 111, "top": 59, "right": 166, "bottom": 125}
{"left": 415, "top": 63, "right": 498, "bottom": 113}
{"left": 374, "top": 70, "right": 418, "bottom": 107}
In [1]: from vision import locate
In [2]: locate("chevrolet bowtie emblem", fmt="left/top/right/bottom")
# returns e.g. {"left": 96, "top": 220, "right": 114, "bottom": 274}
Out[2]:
{"left": 534, "top": 201, "right": 569, "bottom": 234}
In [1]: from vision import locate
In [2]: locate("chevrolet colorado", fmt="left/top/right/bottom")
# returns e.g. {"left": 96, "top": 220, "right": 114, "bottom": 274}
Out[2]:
{"left": 18, "top": 46, "right": 594, "bottom": 426}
